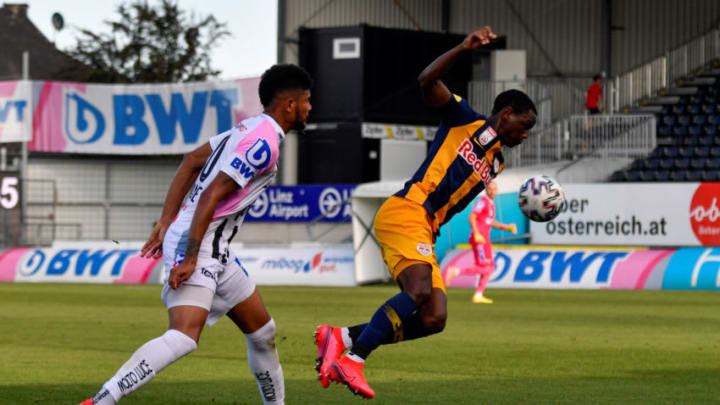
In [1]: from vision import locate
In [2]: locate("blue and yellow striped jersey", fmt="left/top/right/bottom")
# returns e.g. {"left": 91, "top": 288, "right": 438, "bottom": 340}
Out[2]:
{"left": 395, "top": 94, "right": 505, "bottom": 233}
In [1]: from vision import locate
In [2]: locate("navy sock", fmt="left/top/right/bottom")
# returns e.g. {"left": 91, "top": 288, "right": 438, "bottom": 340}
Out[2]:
{"left": 347, "top": 324, "right": 367, "bottom": 347}
{"left": 350, "top": 292, "right": 418, "bottom": 359}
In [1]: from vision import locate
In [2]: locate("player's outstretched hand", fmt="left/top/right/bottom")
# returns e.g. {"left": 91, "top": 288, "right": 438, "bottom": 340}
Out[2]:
{"left": 169, "top": 262, "right": 195, "bottom": 289}
{"left": 508, "top": 223, "right": 518, "bottom": 234}
{"left": 462, "top": 26, "right": 497, "bottom": 51}
{"left": 141, "top": 220, "right": 169, "bottom": 259}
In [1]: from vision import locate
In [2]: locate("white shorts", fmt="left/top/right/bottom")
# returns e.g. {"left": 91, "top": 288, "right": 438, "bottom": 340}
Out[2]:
{"left": 161, "top": 254, "right": 256, "bottom": 326}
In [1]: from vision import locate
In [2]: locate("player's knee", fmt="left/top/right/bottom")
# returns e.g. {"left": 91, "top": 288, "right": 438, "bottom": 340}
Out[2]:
{"left": 405, "top": 283, "right": 433, "bottom": 305}
{"left": 245, "top": 318, "right": 277, "bottom": 352}
{"left": 163, "top": 329, "right": 198, "bottom": 357}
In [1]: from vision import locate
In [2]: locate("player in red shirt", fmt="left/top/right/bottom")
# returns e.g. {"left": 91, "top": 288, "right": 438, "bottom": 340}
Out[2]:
{"left": 444, "top": 180, "right": 516, "bottom": 303}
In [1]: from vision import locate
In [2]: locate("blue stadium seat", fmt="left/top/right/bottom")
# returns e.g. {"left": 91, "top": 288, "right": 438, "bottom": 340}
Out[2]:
{"left": 674, "top": 157, "right": 690, "bottom": 169}
{"left": 701, "top": 170, "right": 720, "bottom": 182}
{"left": 706, "top": 157, "right": 720, "bottom": 169}
{"left": 644, "top": 158, "right": 661, "bottom": 170}
{"left": 714, "top": 136, "right": 720, "bottom": 146}
{"left": 687, "top": 170, "right": 703, "bottom": 181}
{"left": 709, "top": 115, "right": 720, "bottom": 125}
{"left": 703, "top": 95, "right": 717, "bottom": 104}
{"left": 677, "top": 146, "right": 693, "bottom": 158}
{"left": 631, "top": 160, "right": 645, "bottom": 170}
{"left": 693, "top": 115, "right": 708, "bottom": 125}
{"left": 678, "top": 115, "right": 691, "bottom": 126}
{"left": 703, "top": 124, "right": 718, "bottom": 136}
{"left": 679, "top": 96, "right": 689, "bottom": 104}
{"left": 656, "top": 136, "right": 675, "bottom": 146}
{"left": 627, "top": 170, "right": 644, "bottom": 182}
{"left": 690, "top": 95, "right": 703, "bottom": 105}
{"left": 689, "top": 125, "right": 703, "bottom": 136}
{"left": 695, "top": 146, "right": 711, "bottom": 157}
{"left": 702, "top": 104, "right": 715, "bottom": 114}
{"left": 659, "top": 159, "right": 674, "bottom": 170}
{"left": 658, "top": 125, "right": 672, "bottom": 137}
{"left": 711, "top": 146, "right": 720, "bottom": 157}
{"left": 699, "top": 135, "right": 714, "bottom": 146}
{"left": 673, "top": 125, "right": 688, "bottom": 137}
{"left": 609, "top": 171, "right": 626, "bottom": 182}
{"left": 672, "top": 105, "right": 686, "bottom": 115}
{"left": 663, "top": 115, "right": 677, "bottom": 126}
{"left": 687, "top": 104, "right": 701, "bottom": 115}
{"left": 655, "top": 170, "right": 671, "bottom": 181}
{"left": 662, "top": 146, "right": 680, "bottom": 158}
{"left": 716, "top": 104, "right": 720, "bottom": 114}
{"left": 682, "top": 136, "right": 698, "bottom": 146}
{"left": 690, "top": 157, "right": 706, "bottom": 169}
{"left": 670, "top": 170, "right": 689, "bottom": 181}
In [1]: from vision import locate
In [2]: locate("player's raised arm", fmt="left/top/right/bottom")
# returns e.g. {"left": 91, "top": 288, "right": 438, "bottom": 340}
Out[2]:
{"left": 168, "top": 171, "right": 239, "bottom": 289}
{"left": 418, "top": 26, "right": 497, "bottom": 108}
{"left": 141, "top": 142, "right": 213, "bottom": 259}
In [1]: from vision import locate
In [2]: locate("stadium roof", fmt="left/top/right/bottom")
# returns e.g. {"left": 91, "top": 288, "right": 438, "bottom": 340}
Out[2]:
{"left": 0, "top": 3, "right": 85, "bottom": 80}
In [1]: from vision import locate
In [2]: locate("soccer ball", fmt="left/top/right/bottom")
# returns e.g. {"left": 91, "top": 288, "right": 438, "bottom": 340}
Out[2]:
{"left": 517, "top": 175, "right": 566, "bottom": 222}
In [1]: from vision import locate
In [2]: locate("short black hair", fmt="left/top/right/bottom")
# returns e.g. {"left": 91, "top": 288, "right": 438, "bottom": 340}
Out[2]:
{"left": 258, "top": 64, "right": 313, "bottom": 107}
{"left": 593, "top": 74, "right": 602, "bottom": 81}
{"left": 491, "top": 89, "right": 537, "bottom": 115}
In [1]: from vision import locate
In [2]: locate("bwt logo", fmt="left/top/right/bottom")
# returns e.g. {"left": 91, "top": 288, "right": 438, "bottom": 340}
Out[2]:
{"left": 490, "top": 250, "right": 628, "bottom": 284}
{"left": 19, "top": 249, "right": 138, "bottom": 278}
{"left": 0, "top": 99, "right": 27, "bottom": 124}
{"left": 64, "top": 88, "right": 240, "bottom": 146}
{"left": 230, "top": 139, "right": 272, "bottom": 180}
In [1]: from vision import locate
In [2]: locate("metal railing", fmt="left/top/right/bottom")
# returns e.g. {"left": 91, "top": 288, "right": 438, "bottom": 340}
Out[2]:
{"left": 610, "top": 25, "right": 720, "bottom": 112}
{"left": 504, "top": 114, "right": 657, "bottom": 168}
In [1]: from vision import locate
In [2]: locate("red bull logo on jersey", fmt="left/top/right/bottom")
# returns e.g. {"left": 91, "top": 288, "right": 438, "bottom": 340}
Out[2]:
{"left": 457, "top": 139, "right": 491, "bottom": 181}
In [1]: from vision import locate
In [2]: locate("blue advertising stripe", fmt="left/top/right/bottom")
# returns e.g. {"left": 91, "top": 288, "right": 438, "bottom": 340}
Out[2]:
{"left": 244, "top": 185, "right": 356, "bottom": 223}
{"left": 663, "top": 247, "right": 720, "bottom": 290}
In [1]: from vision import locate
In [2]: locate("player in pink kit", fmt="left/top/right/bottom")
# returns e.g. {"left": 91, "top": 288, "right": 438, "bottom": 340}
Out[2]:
{"left": 445, "top": 180, "right": 516, "bottom": 303}
{"left": 79, "top": 64, "right": 312, "bottom": 405}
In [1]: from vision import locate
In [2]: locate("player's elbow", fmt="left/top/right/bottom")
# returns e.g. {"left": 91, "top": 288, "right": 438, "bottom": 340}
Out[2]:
{"left": 424, "top": 312, "right": 447, "bottom": 335}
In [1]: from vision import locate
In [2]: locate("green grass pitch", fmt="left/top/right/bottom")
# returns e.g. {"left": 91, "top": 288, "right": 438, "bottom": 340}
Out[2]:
{"left": 1, "top": 283, "right": 719, "bottom": 404}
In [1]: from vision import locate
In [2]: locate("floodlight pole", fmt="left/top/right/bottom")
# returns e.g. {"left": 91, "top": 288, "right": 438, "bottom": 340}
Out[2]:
{"left": 21, "top": 51, "right": 29, "bottom": 246}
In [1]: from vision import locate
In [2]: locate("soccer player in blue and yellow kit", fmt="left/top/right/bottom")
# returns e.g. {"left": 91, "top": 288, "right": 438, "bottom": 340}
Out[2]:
{"left": 314, "top": 26, "right": 537, "bottom": 399}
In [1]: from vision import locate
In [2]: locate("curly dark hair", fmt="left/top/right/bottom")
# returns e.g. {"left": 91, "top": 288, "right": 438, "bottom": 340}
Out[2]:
{"left": 491, "top": 89, "right": 537, "bottom": 115}
{"left": 258, "top": 64, "right": 313, "bottom": 107}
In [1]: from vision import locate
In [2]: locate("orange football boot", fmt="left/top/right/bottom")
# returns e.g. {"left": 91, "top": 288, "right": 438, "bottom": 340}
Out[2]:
{"left": 313, "top": 324, "right": 347, "bottom": 388}
{"left": 329, "top": 355, "right": 375, "bottom": 399}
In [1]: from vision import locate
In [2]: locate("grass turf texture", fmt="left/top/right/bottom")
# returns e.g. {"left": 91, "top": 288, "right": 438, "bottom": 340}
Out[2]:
{"left": 1, "top": 284, "right": 719, "bottom": 404}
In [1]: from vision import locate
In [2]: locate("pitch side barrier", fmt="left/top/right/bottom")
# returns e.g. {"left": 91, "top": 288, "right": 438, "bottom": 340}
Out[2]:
{"left": 440, "top": 245, "right": 720, "bottom": 291}
{"left": 0, "top": 241, "right": 357, "bottom": 286}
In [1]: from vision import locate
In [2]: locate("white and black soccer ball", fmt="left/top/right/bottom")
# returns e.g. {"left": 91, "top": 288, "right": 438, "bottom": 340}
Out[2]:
{"left": 517, "top": 175, "right": 566, "bottom": 222}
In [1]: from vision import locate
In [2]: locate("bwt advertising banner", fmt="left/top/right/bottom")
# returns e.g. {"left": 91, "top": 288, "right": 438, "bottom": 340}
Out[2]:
{"left": 0, "top": 81, "right": 31, "bottom": 142}
{"left": 531, "top": 183, "right": 720, "bottom": 246}
{"left": 245, "top": 185, "right": 356, "bottom": 223}
{"left": 441, "top": 246, "right": 720, "bottom": 290}
{"left": 0, "top": 242, "right": 162, "bottom": 284}
{"left": 3, "top": 78, "right": 262, "bottom": 154}
{"left": 0, "top": 242, "right": 357, "bottom": 286}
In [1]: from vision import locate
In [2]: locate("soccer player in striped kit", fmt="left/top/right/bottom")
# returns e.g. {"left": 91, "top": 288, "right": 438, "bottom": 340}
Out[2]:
{"left": 80, "top": 64, "right": 312, "bottom": 405}
{"left": 313, "top": 26, "right": 536, "bottom": 399}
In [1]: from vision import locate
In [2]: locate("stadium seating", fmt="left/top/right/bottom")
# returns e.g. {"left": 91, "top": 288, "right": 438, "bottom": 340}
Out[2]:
{"left": 610, "top": 63, "right": 720, "bottom": 182}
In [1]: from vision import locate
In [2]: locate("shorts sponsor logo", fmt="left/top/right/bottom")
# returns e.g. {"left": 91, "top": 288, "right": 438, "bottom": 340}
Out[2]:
{"left": 117, "top": 359, "right": 153, "bottom": 393}
{"left": 689, "top": 183, "right": 720, "bottom": 245}
{"left": 255, "top": 370, "right": 277, "bottom": 402}
{"left": 416, "top": 243, "right": 432, "bottom": 256}
{"left": 201, "top": 268, "right": 218, "bottom": 281}
{"left": 457, "top": 139, "right": 491, "bottom": 182}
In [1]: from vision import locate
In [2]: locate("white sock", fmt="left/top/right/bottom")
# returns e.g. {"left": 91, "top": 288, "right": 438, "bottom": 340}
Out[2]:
{"left": 246, "top": 319, "right": 285, "bottom": 405}
{"left": 92, "top": 329, "right": 197, "bottom": 404}
{"left": 346, "top": 352, "right": 365, "bottom": 364}
{"left": 340, "top": 327, "right": 353, "bottom": 349}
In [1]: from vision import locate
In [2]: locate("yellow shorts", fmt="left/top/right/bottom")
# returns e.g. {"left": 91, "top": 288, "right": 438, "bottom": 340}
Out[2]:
{"left": 373, "top": 196, "right": 446, "bottom": 294}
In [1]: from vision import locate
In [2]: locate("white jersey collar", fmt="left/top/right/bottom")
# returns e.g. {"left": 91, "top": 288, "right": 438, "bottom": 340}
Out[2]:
{"left": 261, "top": 113, "right": 286, "bottom": 141}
